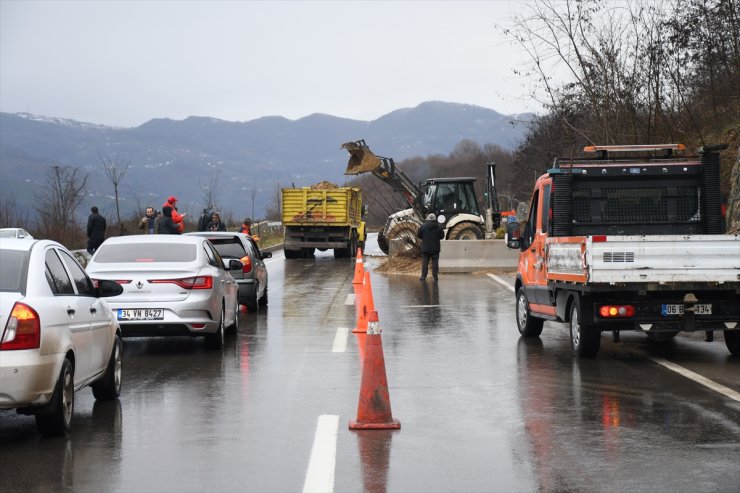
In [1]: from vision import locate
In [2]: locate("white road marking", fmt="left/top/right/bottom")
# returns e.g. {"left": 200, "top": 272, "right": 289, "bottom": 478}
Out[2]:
{"left": 400, "top": 305, "right": 440, "bottom": 308}
{"left": 303, "top": 414, "right": 339, "bottom": 493}
{"left": 332, "top": 328, "right": 349, "bottom": 353}
{"left": 344, "top": 293, "right": 355, "bottom": 305}
{"left": 648, "top": 356, "right": 740, "bottom": 402}
{"left": 486, "top": 273, "right": 515, "bottom": 292}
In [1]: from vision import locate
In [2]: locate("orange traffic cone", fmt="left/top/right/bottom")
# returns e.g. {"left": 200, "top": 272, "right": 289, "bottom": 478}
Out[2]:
{"left": 352, "top": 248, "right": 364, "bottom": 284}
{"left": 349, "top": 310, "right": 400, "bottom": 430}
{"left": 353, "top": 271, "right": 375, "bottom": 334}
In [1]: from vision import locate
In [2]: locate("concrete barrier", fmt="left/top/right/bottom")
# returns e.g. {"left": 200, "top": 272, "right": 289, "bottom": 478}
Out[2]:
{"left": 439, "top": 239, "right": 519, "bottom": 273}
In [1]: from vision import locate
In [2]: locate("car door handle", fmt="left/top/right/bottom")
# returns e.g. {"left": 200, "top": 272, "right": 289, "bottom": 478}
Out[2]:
{"left": 67, "top": 308, "right": 75, "bottom": 315}
{"left": 90, "top": 307, "right": 97, "bottom": 314}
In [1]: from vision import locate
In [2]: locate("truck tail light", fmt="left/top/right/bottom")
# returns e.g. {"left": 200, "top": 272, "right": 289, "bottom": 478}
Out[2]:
{"left": 149, "top": 276, "right": 213, "bottom": 290}
{"left": 1, "top": 302, "right": 41, "bottom": 350}
{"left": 599, "top": 305, "right": 635, "bottom": 318}
{"left": 240, "top": 255, "right": 253, "bottom": 274}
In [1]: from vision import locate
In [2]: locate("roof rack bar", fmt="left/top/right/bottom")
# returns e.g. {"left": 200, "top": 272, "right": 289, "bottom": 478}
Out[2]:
{"left": 583, "top": 144, "right": 685, "bottom": 153}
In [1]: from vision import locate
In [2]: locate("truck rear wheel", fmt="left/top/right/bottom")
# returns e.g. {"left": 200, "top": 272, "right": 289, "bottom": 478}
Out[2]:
{"left": 647, "top": 331, "right": 679, "bottom": 342}
{"left": 448, "top": 222, "right": 483, "bottom": 240}
{"left": 516, "top": 288, "right": 543, "bottom": 337}
{"left": 284, "top": 249, "right": 300, "bottom": 259}
{"left": 725, "top": 330, "right": 740, "bottom": 355}
{"left": 570, "top": 302, "right": 600, "bottom": 358}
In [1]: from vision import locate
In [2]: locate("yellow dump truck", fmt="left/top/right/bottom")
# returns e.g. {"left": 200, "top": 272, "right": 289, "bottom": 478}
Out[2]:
{"left": 281, "top": 186, "right": 366, "bottom": 259}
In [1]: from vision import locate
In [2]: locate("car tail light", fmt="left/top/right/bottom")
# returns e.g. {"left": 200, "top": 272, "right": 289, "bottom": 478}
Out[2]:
{"left": 1, "top": 302, "right": 41, "bottom": 350}
{"left": 149, "top": 276, "right": 213, "bottom": 290}
{"left": 598, "top": 305, "right": 635, "bottom": 318}
{"left": 240, "top": 255, "right": 253, "bottom": 274}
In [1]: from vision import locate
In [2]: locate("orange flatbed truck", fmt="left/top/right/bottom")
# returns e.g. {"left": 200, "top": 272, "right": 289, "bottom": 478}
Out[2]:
{"left": 506, "top": 144, "right": 740, "bottom": 357}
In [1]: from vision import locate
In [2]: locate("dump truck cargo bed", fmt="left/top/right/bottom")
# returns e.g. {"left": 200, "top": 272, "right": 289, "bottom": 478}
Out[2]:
{"left": 282, "top": 187, "right": 362, "bottom": 227}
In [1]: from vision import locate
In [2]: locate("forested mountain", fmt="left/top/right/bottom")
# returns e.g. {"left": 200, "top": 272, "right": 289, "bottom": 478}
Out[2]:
{"left": 0, "top": 101, "right": 531, "bottom": 224}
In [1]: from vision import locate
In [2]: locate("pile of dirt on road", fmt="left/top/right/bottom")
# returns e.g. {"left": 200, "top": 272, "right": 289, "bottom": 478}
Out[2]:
{"left": 374, "top": 254, "right": 421, "bottom": 275}
{"left": 311, "top": 181, "right": 339, "bottom": 189}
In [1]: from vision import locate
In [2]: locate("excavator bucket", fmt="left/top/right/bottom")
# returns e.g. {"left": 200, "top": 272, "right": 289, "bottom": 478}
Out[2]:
{"left": 342, "top": 140, "right": 382, "bottom": 175}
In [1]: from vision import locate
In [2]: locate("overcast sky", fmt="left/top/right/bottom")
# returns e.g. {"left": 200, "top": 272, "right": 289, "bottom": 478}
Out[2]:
{"left": 0, "top": 0, "right": 541, "bottom": 128}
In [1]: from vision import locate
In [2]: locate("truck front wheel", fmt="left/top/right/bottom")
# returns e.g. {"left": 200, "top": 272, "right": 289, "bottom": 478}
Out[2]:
{"left": 516, "top": 288, "right": 543, "bottom": 337}
{"left": 725, "top": 330, "right": 740, "bottom": 356}
{"left": 570, "top": 302, "right": 600, "bottom": 358}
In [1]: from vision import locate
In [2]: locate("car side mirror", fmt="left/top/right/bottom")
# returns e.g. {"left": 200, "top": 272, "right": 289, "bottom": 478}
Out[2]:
{"left": 262, "top": 251, "right": 272, "bottom": 259}
{"left": 97, "top": 279, "right": 123, "bottom": 297}
{"left": 227, "top": 259, "right": 243, "bottom": 271}
{"left": 506, "top": 222, "right": 521, "bottom": 249}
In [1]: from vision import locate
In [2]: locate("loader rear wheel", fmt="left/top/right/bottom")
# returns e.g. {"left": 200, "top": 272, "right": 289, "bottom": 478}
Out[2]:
{"left": 448, "top": 222, "right": 483, "bottom": 240}
{"left": 377, "top": 232, "right": 389, "bottom": 255}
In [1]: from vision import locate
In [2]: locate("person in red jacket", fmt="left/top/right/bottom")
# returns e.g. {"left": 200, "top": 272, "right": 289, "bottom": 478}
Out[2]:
{"left": 239, "top": 217, "right": 260, "bottom": 242}
{"left": 162, "top": 196, "right": 185, "bottom": 233}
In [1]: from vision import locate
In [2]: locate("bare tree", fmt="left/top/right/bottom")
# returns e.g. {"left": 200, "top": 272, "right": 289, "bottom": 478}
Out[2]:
{"left": 200, "top": 168, "right": 223, "bottom": 209}
{"left": 0, "top": 195, "right": 30, "bottom": 229}
{"left": 99, "top": 153, "right": 130, "bottom": 235}
{"left": 34, "top": 165, "right": 89, "bottom": 247}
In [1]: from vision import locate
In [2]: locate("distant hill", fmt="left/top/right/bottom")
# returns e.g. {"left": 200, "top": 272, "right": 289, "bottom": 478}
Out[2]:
{"left": 0, "top": 101, "right": 532, "bottom": 221}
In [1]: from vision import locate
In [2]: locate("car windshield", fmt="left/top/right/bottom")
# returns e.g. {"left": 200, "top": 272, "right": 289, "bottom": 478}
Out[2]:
{"left": 93, "top": 243, "right": 197, "bottom": 263}
{"left": 0, "top": 250, "right": 28, "bottom": 291}
{"left": 207, "top": 238, "right": 247, "bottom": 258}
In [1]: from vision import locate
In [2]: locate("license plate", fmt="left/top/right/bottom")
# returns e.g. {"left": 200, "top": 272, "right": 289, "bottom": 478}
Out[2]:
{"left": 118, "top": 308, "right": 164, "bottom": 321}
{"left": 661, "top": 304, "right": 712, "bottom": 316}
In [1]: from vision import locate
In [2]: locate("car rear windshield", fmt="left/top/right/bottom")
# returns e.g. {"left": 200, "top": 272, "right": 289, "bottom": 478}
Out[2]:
{"left": 93, "top": 243, "right": 197, "bottom": 263}
{"left": 208, "top": 238, "right": 247, "bottom": 258}
{"left": 0, "top": 250, "right": 28, "bottom": 292}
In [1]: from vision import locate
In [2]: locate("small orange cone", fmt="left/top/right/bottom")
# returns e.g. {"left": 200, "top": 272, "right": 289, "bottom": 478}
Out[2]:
{"left": 353, "top": 271, "right": 375, "bottom": 334}
{"left": 349, "top": 310, "right": 400, "bottom": 430}
{"left": 352, "top": 248, "right": 364, "bottom": 284}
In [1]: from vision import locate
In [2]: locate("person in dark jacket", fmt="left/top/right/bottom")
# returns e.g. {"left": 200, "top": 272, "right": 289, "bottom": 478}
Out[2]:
{"left": 138, "top": 207, "right": 159, "bottom": 234}
{"left": 206, "top": 212, "right": 226, "bottom": 231}
{"left": 157, "top": 206, "right": 181, "bottom": 234}
{"left": 86, "top": 206, "right": 107, "bottom": 254}
{"left": 417, "top": 213, "right": 444, "bottom": 281}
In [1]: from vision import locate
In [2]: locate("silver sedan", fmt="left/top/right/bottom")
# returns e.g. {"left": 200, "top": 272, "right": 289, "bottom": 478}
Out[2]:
{"left": 86, "top": 235, "right": 240, "bottom": 349}
{"left": 0, "top": 238, "right": 123, "bottom": 436}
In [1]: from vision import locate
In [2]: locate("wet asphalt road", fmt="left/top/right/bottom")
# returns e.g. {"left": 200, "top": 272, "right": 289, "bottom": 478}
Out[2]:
{"left": 1, "top": 234, "right": 739, "bottom": 493}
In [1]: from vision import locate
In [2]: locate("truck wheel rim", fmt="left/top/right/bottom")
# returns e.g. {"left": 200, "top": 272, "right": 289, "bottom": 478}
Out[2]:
{"left": 572, "top": 310, "right": 580, "bottom": 347}
{"left": 517, "top": 294, "right": 527, "bottom": 327}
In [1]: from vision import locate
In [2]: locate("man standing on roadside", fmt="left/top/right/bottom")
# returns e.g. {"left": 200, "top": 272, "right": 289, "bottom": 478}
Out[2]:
{"left": 87, "top": 206, "right": 107, "bottom": 254}
{"left": 138, "top": 207, "right": 158, "bottom": 234}
{"left": 417, "top": 213, "right": 444, "bottom": 281}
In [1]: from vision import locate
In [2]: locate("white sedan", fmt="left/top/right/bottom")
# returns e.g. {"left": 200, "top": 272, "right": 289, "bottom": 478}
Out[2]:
{"left": 0, "top": 228, "right": 33, "bottom": 239}
{"left": 86, "top": 235, "right": 240, "bottom": 349}
{"left": 0, "top": 238, "right": 124, "bottom": 436}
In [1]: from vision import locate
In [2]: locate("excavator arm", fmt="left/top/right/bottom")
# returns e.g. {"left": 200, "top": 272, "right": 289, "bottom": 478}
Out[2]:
{"left": 342, "top": 140, "right": 421, "bottom": 207}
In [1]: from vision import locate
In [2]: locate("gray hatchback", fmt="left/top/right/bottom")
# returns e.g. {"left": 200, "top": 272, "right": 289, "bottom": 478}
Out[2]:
{"left": 185, "top": 232, "right": 270, "bottom": 312}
